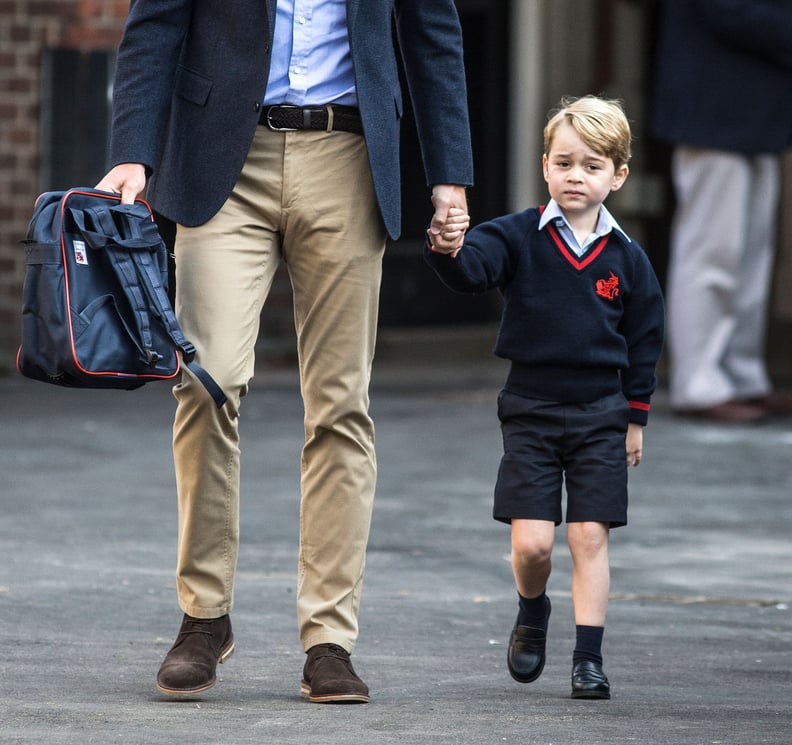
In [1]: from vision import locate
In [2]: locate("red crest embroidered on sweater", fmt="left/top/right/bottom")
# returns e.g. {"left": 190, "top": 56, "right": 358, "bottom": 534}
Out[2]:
{"left": 596, "top": 272, "right": 620, "bottom": 300}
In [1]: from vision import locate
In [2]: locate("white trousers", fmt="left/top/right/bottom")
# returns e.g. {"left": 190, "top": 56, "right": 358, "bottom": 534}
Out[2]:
{"left": 667, "top": 146, "right": 779, "bottom": 409}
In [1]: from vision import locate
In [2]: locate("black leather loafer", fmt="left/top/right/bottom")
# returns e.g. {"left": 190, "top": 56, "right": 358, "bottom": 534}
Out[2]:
{"left": 507, "top": 598, "right": 551, "bottom": 683}
{"left": 156, "top": 614, "right": 234, "bottom": 695}
{"left": 571, "top": 660, "right": 610, "bottom": 699}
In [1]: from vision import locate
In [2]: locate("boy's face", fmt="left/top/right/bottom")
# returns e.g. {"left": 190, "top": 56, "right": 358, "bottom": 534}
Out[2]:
{"left": 542, "top": 121, "right": 628, "bottom": 222}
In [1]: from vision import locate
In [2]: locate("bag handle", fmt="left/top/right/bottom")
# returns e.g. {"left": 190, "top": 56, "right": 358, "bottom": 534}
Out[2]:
{"left": 69, "top": 202, "right": 162, "bottom": 251}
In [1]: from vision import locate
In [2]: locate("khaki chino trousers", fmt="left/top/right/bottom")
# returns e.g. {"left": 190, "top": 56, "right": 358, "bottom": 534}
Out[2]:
{"left": 171, "top": 126, "right": 387, "bottom": 653}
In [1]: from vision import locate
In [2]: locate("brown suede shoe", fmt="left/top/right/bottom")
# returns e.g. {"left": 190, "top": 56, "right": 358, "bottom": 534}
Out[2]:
{"left": 156, "top": 614, "right": 234, "bottom": 695}
{"left": 300, "top": 643, "right": 369, "bottom": 703}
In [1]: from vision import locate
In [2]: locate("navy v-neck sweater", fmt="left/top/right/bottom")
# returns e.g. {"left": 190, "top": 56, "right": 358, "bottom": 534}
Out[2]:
{"left": 425, "top": 207, "right": 665, "bottom": 425}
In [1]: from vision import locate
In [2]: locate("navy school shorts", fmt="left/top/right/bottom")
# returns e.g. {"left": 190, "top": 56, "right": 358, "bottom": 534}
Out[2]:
{"left": 493, "top": 390, "right": 630, "bottom": 528}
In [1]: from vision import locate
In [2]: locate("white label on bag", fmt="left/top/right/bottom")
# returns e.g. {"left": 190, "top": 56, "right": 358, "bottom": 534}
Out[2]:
{"left": 73, "top": 240, "right": 88, "bottom": 265}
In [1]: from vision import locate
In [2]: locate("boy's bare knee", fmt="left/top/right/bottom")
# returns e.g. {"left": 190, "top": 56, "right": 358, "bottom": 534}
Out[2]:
{"left": 512, "top": 536, "right": 553, "bottom": 567}
{"left": 567, "top": 521, "right": 609, "bottom": 556}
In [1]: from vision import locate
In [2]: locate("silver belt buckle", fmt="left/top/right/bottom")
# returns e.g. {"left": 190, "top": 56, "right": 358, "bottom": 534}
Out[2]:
{"left": 265, "top": 104, "right": 300, "bottom": 131}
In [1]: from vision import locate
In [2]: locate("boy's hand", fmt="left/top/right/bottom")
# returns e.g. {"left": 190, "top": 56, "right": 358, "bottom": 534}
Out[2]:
{"left": 427, "top": 207, "right": 470, "bottom": 257}
{"left": 626, "top": 422, "right": 643, "bottom": 467}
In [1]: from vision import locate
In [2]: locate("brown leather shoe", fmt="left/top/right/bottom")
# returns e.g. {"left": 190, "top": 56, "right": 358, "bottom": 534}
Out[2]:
{"left": 674, "top": 400, "right": 767, "bottom": 423}
{"left": 743, "top": 393, "right": 792, "bottom": 417}
{"left": 300, "top": 644, "right": 369, "bottom": 703}
{"left": 156, "top": 614, "right": 234, "bottom": 695}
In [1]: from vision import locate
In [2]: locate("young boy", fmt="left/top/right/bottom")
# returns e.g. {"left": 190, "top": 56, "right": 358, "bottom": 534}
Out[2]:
{"left": 425, "top": 96, "right": 665, "bottom": 699}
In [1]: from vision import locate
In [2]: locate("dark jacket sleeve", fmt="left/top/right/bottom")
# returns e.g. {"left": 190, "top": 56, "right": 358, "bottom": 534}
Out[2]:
{"left": 109, "top": 0, "right": 194, "bottom": 171}
{"left": 394, "top": 0, "right": 474, "bottom": 187}
{"left": 108, "top": 0, "right": 274, "bottom": 226}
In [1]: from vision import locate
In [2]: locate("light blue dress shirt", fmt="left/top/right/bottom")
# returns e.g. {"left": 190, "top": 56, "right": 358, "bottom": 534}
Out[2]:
{"left": 538, "top": 198, "right": 630, "bottom": 257}
{"left": 264, "top": 0, "right": 357, "bottom": 106}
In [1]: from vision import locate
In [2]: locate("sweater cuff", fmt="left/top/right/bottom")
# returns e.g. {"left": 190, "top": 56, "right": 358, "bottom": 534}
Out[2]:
{"left": 628, "top": 399, "right": 650, "bottom": 426}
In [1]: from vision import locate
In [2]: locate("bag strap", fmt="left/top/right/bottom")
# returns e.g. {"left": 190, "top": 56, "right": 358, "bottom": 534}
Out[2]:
{"left": 69, "top": 202, "right": 227, "bottom": 407}
{"left": 123, "top": 224, "right": 228, "bottom": 408}
{"left": 107, "top": 205, "right": 227, "bottom": 408}
{"left": 82, "top": 206, "right": 159, "bottom": 360}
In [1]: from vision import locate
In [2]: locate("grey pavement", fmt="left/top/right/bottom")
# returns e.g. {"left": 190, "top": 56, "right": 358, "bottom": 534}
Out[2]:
{"left": 1, "top": 327, "right": 791, "bottom": 744}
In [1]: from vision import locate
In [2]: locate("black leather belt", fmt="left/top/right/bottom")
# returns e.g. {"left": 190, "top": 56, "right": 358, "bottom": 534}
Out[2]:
{"left": 260, "top": 104, "right": 363, "bottom": 135}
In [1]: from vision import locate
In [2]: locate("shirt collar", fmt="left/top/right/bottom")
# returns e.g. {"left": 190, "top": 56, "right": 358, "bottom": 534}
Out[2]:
{"left": 538, "top": 199, "right": 631, "bottom": 245}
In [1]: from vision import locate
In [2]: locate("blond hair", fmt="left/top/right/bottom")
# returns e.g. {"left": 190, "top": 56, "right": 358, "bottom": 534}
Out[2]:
{"left": 544, "top": 95, "right": 632, "bottom": 169}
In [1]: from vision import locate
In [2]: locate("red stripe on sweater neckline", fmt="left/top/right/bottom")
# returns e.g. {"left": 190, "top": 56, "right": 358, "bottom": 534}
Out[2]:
{"left": 546, "top": 222, "right": 609, "bottom": 270}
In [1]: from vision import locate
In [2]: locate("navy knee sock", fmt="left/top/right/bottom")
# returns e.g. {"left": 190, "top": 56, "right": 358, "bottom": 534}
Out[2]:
{"left": 517, "top": 592, "right": 550, "bottom": 630}
{"left": 573, "top": 625, "right": 604, "bottom": 666}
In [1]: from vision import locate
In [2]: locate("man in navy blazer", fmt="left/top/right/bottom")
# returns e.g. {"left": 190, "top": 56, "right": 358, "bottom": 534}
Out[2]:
{"left": 651, "top": 0, "right": 792, "bottom": 422}
{"left": 98, "top": 0, "right": 473, "bottom": 702}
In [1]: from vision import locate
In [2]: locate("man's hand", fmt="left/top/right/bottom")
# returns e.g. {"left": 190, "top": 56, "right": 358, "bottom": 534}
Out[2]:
{"left": 429, "top": 184, "right": 468, "bottom": 255}
{"left": 427, "top": 208, "right": 470, "bottom": 254}
{"left": 95, "top": 163, "right": 147, "bottom": 204}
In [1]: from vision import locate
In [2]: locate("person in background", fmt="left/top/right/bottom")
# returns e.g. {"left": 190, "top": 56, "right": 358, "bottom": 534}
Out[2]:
{"left": 651, "top": 0, "right": 792, "bottom": 422}
{"left": 425, "top": 96, "right": 664, "bottom": 699}
{"left": 97, "top": 0, "right": 473, "bottom": 703}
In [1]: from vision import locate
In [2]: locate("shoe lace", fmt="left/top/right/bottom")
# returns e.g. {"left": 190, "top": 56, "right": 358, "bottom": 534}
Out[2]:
{"left": 311, "top": 643, "right": 349, "bottom": 661}
{"left": 180, "top": 618, "right": 216, "bottom": 637}
{"left": 170, "top": 616, "right": 227, "bottom": 654}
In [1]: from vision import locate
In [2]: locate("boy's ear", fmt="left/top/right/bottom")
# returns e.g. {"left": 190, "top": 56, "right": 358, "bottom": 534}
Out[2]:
{"left": 611, "top": 164, "right": 629, "bottom": 192}
{"left": 542, "top": 154, "right": 549, "bottom": 182}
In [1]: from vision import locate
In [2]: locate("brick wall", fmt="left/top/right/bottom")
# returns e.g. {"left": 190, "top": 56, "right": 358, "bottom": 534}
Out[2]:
{"left": 0, "top": 1, "right": 128, "bottom": 371}
{"left": 0, "top": 1, "right": 300, "bottom": 373}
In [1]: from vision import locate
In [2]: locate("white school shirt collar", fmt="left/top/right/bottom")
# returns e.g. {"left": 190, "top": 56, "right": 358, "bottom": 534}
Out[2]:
{"left": 537, "top": 199, "right": 630, "bottom": 257}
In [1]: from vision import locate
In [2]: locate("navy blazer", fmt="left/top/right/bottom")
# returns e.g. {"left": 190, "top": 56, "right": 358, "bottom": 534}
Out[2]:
{"left": 650, "top": 0, "right": 792, "bottom": 156}
{"left": 108, "top": 0, "right": 474, "bottom": 238}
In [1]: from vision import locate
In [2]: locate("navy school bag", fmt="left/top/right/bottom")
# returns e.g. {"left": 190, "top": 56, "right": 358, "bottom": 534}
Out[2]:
{"left": 16, "top": 188, "right": 226, "bottom": 406}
